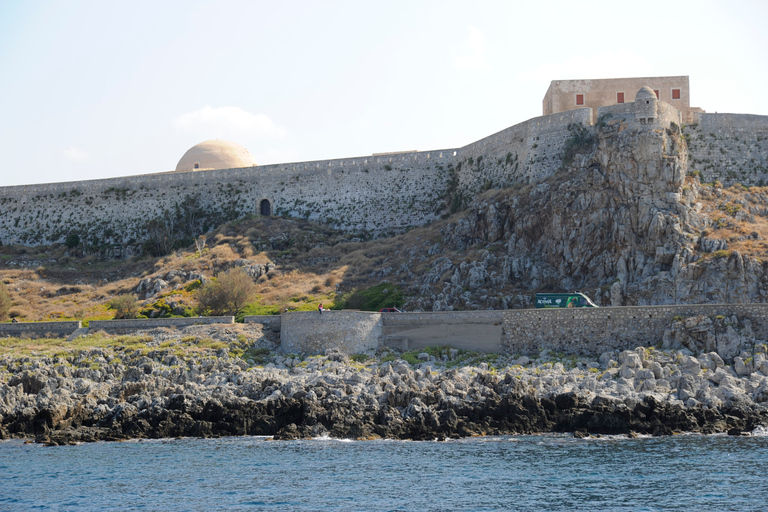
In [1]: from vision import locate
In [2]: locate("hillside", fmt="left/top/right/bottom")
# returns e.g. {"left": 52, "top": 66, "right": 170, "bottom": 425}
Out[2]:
{"left": 2, "top": 117, "right": 768, "bottom": 321}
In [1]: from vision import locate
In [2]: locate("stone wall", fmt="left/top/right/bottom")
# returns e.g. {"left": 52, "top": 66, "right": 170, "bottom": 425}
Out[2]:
{"left": 278, "top": 305, "right": 768, "bottom": 357}
{"left": 502, "top": 304, "right": 768, "bottom": 357}
{"left": 243, "top": 315, "right": 282, "bottom": 330}
{"left": 3, "top": 102, "right": 765, "bottom": 249}
{"left": 0, "top": 107, "right": 591, "bottom": 249}
{"left": 89, "top": 316, "right": 234, "bottom": 333}
{"left": 456, "top": 109, "right": 593, "bottom": 195}
{"left": 279, "top": 311, "right": 381, "bottom": 355}
{"left": 0, "top": 321, "right": 81, "bottom": 338}
{"left": 685, "top": 113, "right": 768, "bottom": 186}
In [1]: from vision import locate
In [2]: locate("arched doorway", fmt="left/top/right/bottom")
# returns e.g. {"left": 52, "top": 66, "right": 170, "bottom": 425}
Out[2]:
{"left": 260, "top": 199, "right": 272, "bottom": 216}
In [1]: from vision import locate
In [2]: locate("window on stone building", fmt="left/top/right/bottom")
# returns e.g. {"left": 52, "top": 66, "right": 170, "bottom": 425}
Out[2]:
{"left": 617, "top": 92, "right": 625, "bottom": 104}
{"left": 672, "top": 88, "right": 681, "bottom": 100}
{"left": 576, "top": 94, "right": 584, "bottom": 106}
{"left": 653, "top": 90, "right": 660, "bottom": 99}
{"left": 193, "top": 162, "right": 200, "bottom": 169}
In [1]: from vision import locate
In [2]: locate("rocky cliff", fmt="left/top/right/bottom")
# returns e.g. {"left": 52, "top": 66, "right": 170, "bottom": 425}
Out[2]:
{"left": 406, "top": 117, "right": 768, "bottom": 310}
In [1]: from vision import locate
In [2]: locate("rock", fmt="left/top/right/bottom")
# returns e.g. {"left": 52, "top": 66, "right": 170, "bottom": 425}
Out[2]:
{"left": 680, "top": 356, "right": 701, "bottom": 375}
{"left": 734, "top": 357, "right": 751, "bottom": 377}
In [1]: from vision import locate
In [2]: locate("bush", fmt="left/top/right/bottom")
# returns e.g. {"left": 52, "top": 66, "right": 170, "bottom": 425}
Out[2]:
{"left": 196, "top": 267, "right": 258, "bottom": 317}
{"left": 0, "top": 281, "right": 11, "bottom": 321}
{"left": 333, "top": 283, "right": 405, "bottom": 311}
{"left": 108, "top": 294, "right": 140, "bottom": 319}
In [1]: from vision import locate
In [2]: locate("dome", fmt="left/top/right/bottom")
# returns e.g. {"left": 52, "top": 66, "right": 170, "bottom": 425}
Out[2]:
{"left": 635, "top": 86, "right": 657, "bottom": 100}
{"left": 175, "top": 140, "right": 257, "bottom": 172}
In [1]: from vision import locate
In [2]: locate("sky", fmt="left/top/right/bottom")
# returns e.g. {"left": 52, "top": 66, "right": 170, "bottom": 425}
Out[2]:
{"left": 1, "top": 0, "right": 767, "bottom": 186}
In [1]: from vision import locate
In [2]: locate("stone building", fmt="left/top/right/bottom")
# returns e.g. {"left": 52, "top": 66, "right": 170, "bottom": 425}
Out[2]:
{"left": 174, "top": 139, "right": 258, "bottom": 172}
{"left": 542, "top": 76, "right": 704, "bottom": 122}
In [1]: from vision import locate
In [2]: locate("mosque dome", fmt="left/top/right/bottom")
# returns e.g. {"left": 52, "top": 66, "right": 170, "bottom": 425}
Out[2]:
{"left": 175, "top": 140, "right": 257, "bottom": 172}
{"left": 635, "top": 86, "right": 657, "bottom": 100}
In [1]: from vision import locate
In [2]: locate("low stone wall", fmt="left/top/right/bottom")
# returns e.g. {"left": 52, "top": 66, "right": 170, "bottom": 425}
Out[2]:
{"left": 243, "top": 315, "right": 282, "bottom": 331}
{"left": 89, "top": 317, "right": 234, "bottom": 333}
{"left": 0, "top": 321, "right": 82, "bottom": 338}
{"left": 381, "top": 311, "right": 503, "bottom": 353}
{"left": 502, "top": 304, "right": 768, "bottom": 357}
{"left": 280, "top": 311, "right": 381, "bottom": 355}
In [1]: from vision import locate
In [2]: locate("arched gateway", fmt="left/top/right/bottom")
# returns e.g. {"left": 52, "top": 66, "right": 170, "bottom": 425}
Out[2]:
{"left": 260, "top": 199, "right": 272, "bottom": 216}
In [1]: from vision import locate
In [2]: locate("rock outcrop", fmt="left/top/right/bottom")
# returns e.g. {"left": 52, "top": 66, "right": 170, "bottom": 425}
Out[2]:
{"left": 406, "top": 119, "right": 768, "bottom": 311}
{"left": 2, "top": 327, "right": 767, "bottom": 445}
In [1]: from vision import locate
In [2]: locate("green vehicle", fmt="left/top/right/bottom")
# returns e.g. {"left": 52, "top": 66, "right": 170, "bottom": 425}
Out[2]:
{"left": 535, "top": 292, "right": 598, "bottom": 309}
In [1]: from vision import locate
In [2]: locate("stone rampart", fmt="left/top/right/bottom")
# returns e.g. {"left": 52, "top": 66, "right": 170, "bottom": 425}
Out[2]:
{"left": 3, "top": 102, "right": 765, "bottom": 249}
{"left": 456, "top": 109, "right": 593, "bottom": 194}
{"left": 0, "top": 321, "right": 81, "bottom": 338}
{"left": 685, "top": 113, "right": 768, "bottom": 186}
{"left": 89, "top": 316, "right": 234, "bottom": 333}
{"left": 0, "top": 107, "right": 596, "bottom": 249}
{"left": 280, "top": 311, "right": 381, "bottom": 355}
{"left": 502, "top": 304, "right": 768, "bottom": 357}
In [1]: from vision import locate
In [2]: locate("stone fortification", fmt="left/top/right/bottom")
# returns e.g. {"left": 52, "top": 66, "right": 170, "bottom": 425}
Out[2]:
{"left": 685, "top": 113, "right": 768, "bottom": 186}
{"left": 455, "top": 109, "right": 593, "bottom": 195}
{"left": 1, "top": 90, "right": 766, "bottom": 251}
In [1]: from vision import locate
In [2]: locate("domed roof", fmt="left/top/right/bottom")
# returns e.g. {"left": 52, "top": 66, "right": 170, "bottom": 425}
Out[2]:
{"left": 636, "top": 86, "right": 657, "bottom": 100}
{"left": 175, "top": 140, "right": 257, "bottom": 172}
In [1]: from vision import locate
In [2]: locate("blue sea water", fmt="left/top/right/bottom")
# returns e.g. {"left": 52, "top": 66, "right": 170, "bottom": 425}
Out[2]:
{"left": 1, "top": 433, "right": 767, "bottom": 512}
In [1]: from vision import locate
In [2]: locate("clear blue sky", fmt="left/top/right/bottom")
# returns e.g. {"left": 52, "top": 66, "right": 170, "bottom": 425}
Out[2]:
{"left": 1, "top": 0, "right": 766, "bottom": 186}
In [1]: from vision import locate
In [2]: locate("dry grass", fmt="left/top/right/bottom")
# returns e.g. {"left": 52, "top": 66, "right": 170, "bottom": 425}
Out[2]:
{"left": 694, "top": 181, "right": 768, "bottom": 260}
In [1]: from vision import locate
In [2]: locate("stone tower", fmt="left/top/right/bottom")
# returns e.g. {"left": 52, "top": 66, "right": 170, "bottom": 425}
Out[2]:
{"left": 634, "top": 86, "right": 658, "bottom": 124}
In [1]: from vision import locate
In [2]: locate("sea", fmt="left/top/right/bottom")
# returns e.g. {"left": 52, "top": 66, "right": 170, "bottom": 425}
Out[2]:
{"left": 1, "top": 433, "right": 767, "bottom": 512}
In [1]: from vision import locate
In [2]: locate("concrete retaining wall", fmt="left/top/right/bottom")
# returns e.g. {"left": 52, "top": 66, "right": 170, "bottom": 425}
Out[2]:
{"left": 0, "top": 321, "right": 81, "bottom": 338}
{"left": 280, "top": 311, "right": 381, "bottom": 355}
{"left": 381, "top": 311, "right": 503, "bottom": 353}
{"left": 89, "top": 316, "right": 234, "bottom": 333}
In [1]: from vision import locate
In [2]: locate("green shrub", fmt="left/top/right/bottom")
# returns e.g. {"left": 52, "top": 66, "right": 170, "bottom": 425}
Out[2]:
{"left": 333, "top": 283, "right": 405, "bottom": 311}
{"left": 108, "top": 294, "right": 140, "bottom": 319}
{"left": 196, "top": 267, "right": 258, "bottom": 317}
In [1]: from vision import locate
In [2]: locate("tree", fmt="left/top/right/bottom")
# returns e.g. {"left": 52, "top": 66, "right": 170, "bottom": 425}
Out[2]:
{"left": 108, "top": 294, "right": 140, "bottom": 319}
{"left": 0, "top": 281, "right": 11, "bottom": 321}
{"left": 195, "top": 267, "right": 257, "bottom": 317}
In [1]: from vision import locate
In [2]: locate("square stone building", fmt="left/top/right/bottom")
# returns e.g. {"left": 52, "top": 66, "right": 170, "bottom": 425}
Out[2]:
{"left": 543, "top": 76, "right": 703, "bottom": 122}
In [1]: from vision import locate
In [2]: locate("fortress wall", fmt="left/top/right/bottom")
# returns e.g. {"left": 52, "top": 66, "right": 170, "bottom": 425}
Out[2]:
{"left": 685, "top": 113, "right": 768, "bottom": 186}
{"left": 454, "top": 109, "right": 593, "bottom": 195}
{"left": 502, "top": 304, "right": 768, "bottom": 357}
{"left": 0, "top": 148, "right": 458, "bottom": 246}
{"left": 280, "top": 310, "right": 382, "bottom": 355}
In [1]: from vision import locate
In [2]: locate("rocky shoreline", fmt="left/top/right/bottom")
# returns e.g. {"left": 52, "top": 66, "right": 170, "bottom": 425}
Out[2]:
{"left": 2, "top": 324, "right": 768, "bottom": 446}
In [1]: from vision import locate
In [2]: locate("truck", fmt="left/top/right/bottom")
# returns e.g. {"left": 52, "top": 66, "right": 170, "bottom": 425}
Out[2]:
{"left": 534, "top": 292, "right": 598, "bottom": 308}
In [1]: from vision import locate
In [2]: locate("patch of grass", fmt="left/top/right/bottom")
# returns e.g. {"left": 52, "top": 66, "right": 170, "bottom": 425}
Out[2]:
{"left": 242, "top": 346, "right": 271, "bottom": 364}
{"left": 333, "top": 283, "right": 404, "bottom": 311}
